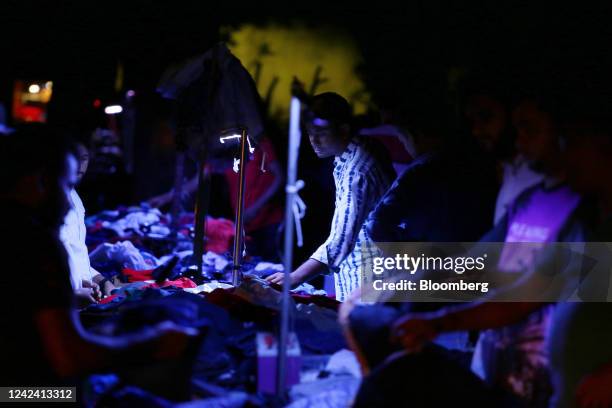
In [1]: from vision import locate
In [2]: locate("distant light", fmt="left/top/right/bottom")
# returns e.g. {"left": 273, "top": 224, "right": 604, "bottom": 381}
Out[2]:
{"left": 246, "top": 135, "right": 255, "bottom": 153}
{"left": 28, "top": 84, "right": 40, "bottom": 94}
{"left": 219, "top": 134, "right": 241, "bottom": 144}
{"left": 104, "top": 105, "right": 123, "bottom": 115}
{"left": 45, "top": 81, "right": 53, "bottom": 89}
{"left": 126, "top": 89, "right": 135, "bottom": 98}
{"left": 219, "top": 133, "right": 255, "bottom": 153}
{"left": 93, "top": 99, "right": 101, "bottom": 108}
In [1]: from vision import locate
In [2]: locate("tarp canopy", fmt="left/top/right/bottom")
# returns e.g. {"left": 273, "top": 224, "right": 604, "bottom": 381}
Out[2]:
{"left": 157, "top": 43, "right": 264, "bottom": 158}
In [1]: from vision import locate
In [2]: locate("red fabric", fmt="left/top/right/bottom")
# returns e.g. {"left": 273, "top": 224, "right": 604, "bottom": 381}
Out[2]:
{"left": 204, "top": 217, "right": 235, "bottom": 254}
{"left": 224, "top": 138, "right": 283, "bottom": 232}
{"left": 121, "top": 268, "right": 197, "bottom": 289}
{"left": 153, "top": 277, "right": 197, "bottom": 289}
{"left": 99, "top": 294, "right": 122, "bottom": 304}
{"left": 172, "top": 213, "right": 234, "bottom": 254}
{"left": 122, "top": 268, "right": 154, "bottom": 282}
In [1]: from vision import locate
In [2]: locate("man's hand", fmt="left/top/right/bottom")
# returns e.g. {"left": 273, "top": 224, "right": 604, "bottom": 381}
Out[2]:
{"left": 99, "top": 279, "right": 116, "bottom": 297}
{"left": 92, "top": 274, "right": 117, "bottom": 297}
{"left": 266, "top": 259, "right": 328, "bottom": 288}
{"left": 576, "top": 363, "right": 612, "bottom": 408}
{"left": 82, "top": 280, "right": 102, "bottom": 300}
{"left": 266, "top": 271, "right": 301, "bottom": 286}
{"left": 101, "top": 281, "right": 116, "bottom": 297}
{"left": 391, "top": 314, "right": 440, "bottom": 353}
{"left": 75, "top": 288, "right": 97, "bottom": 307}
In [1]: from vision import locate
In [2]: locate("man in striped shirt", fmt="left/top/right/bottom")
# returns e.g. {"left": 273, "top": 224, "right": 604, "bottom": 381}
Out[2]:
{"left": 267, "top": 93, "right": 395, "bottom": 301}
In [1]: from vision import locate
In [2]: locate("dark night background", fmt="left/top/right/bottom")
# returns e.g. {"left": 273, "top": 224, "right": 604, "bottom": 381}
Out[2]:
{"left": 1, "top": 1, "right": 611, "bottom": 266}
{"left": 2, "top": 1, "right": 611, "bottom": 112}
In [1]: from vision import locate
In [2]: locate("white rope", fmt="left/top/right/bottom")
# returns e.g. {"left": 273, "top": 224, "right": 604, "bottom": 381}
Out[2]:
{"left": 286, "top": 180, "right": 306, "bottom": 247}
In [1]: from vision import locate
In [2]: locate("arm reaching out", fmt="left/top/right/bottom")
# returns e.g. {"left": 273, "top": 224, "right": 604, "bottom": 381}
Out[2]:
{"left": 36, "top": 307, "right": 197, "bottom": 377}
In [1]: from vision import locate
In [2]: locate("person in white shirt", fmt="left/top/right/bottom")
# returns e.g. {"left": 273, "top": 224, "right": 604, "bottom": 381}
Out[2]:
{"left": 266, "top": 93, "right": 395, "bottom": 301}
{"left": 60, "top": 141, "right": 115, "bottom": 305}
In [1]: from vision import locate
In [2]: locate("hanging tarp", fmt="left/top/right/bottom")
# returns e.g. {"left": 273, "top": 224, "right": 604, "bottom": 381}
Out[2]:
{"left": 157, "top": 42, "right": 264, "bottom": 157}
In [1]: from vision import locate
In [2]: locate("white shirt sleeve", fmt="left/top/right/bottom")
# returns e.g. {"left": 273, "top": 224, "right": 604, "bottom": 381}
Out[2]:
{"left": 311, "top": 173, "right": 372, "bottom": 272}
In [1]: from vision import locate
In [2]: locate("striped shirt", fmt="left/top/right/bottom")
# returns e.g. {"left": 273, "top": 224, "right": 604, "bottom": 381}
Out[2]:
{"left": 311, "top": 137, "right": 395, "bottom": 301}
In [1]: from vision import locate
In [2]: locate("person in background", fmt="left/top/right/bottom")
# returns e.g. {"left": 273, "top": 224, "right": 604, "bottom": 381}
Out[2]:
{"left": 391, "top": 90, "right": 592, "bottom": 407}
{"left": 61, "top": 139, "right": 116, "bottom": 306}
{"left": 0, "top": 125, "right": 196, "bottom": 387}
{"left": 388, "top": 94, "right": 612, "bottom": 407}
{"left": 266, "top": 92, "right": 395, "bottom": 301}
{"left": 461, "top": 73, "right": 544, "bottom": 224}
{"left": 366, "top": 96, "right": 498, "bottom": 245}
{"left": 147, "top": 135, "right": 284, "bottom": 260}
{"left": 221, "top": 136, "right": 284, "bottom": 260}
{"left": 340, "top": 95, "right": 499, "bottom": 406}
{"left": 545, "top": 95, "right": 612, "bottom": 408}
{"left": 358, "top": 97, "right": 417, "bottom": 175}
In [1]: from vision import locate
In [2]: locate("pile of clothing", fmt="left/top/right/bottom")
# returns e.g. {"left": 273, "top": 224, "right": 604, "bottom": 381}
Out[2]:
{"left": 81, "top": 204, "right": 351, "bottom": 406}
{"left": 86, "top": 205, "right": 236, "bottom": 257}
{"left": 81, "top": 277, "right": 347, "bottom": 407}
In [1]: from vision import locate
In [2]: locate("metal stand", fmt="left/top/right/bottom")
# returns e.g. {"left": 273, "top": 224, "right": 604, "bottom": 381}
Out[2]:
{"left": 170, "top": 149, "right": 185, "bottom": 235}
{"left": 192, "top": 150, "right": 211, "bottom": 278}
{"left": 232, "top": 128, "right": 249, "bottom": 286}
{"left": 276, "top": 97, "right": 302, "bottom": 396}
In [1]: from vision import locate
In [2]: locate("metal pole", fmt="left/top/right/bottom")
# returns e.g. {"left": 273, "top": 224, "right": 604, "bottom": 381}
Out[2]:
{"left": 276, "top": 97, "right": 302, "bottom": 396}
{"left": 170, "top": 150, "right": 185, "bottom": 235}
{"left": 193, "top": 151, "right": 211, "bottom": 278}
{"left": 232, "top": 128, "right": 248, "bottom": 286}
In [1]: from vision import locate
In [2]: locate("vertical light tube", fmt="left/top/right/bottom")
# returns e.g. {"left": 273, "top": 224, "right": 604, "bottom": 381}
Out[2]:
{"left": 277, "top": 97, "right": 302, "bottom": 396}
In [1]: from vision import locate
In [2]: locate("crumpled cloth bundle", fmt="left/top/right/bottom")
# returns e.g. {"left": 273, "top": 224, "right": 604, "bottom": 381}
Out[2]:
{"left": 90, "top": 241, "right": 158, "bottom": 271}
{"left": 202, "top": 251, "right": 230, "bottom": 272}
{"left": 101, "top": 209, "right": 164, "bottom": 238}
